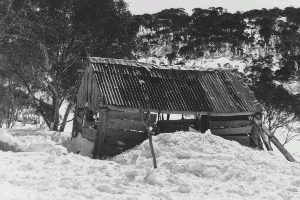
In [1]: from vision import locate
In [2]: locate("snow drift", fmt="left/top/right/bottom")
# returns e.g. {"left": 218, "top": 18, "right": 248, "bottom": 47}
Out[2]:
{"left": 0, "top": 128, "right": 23, "bottom": 152}
{"left": 0, "top": 127, "right": 300, "bottom": 200}
{"left": 0, "top": 127, "right": 67, "bottom": 156}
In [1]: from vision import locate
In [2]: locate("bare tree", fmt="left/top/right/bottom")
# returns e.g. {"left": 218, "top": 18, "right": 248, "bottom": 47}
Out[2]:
{"left": 280, "top": 124, "right": 300, "bottom": 146}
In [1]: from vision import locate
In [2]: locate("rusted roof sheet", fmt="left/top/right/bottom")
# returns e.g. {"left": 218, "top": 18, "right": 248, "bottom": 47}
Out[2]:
{"left": 89, "top": 57, "right": 257, "bottom": 113}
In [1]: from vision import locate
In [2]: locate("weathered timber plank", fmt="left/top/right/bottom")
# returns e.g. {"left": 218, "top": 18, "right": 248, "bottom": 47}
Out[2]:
{"left": 158, "top": 125, "right": 189, "bottom": 133}
{"left": 105, "top": 128, "right": 147, "bottom": 140}
{"left": 88, "top": 64, "right": 93, "bottom": 109}
{"left": 108, "top": 118, "right": 146, "bottom": 131}
{"left": 82, "top": 127, "right": 97, "bottom": 142}
{"left": 77, "top": 75, "right": 86, "bottom": 108}
{"left": 157, "top": 119, "right": 196, "bottom": 126}
{"left": 84, "top": 66, "right": 89, "bottom": 102}
{"left": 107, "top": 105, "right": 256, "bottom": 116}
{"left": 109, "top": 111, "right": 156, "bottom": 123}
{"left": 211, "top": 125, "right": 252, "bottom": 135}
{"left": 77, "top": 66, "right": 88, "bottom": 108}
{"left": 210, "top": 112, "right": 256, "bottom": 116}
{"left": 157, "top": 119, "right": 195, "bottom": 133}
{"left": 91, "top": 69, "right": 96, "bottom": 112}
{"left": 210, "top": 120, "right": 252, "bottom": 128}
{"left": 252, "top": 118, "right": 272, "bottom": 151}
{"left": 210, "top": 115, "right": 250, "bottom": 121}
{"left": 91, "top": 71, "right": 102, "bottom": 112}
{"left": 93, "top": 108, "right": 109, "bottom": 159}
{"left": 91, "top": 81, "right": 96, "bottom": 111}
{"left": 104, "top": 135, "right": 146, "bottom": 146}
{"left": 269, "top": 136, "right": 296, "bottom": 162}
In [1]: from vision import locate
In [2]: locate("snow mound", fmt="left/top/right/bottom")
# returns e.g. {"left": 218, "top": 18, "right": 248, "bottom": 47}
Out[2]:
{"left": 0, "top": 128, "right": 67, "bottom": 155}
{"left": 23, "top": 143, "right": 65, "bottom": 156}
{"left": 110, "top": 131, "right": 300, "bottom": 199}
{"left": 1, "top": 127, "right": 300, "bottom": 200}
{"left": 0, "top": 128, "right": 24, "bottom": 152}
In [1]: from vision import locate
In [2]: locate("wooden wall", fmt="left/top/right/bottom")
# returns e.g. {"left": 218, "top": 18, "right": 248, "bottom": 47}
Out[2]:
{"left": 85, "top": 109, "right": 157, "bottom": 159}
{"left": 152, "top": 115, "right": 253, "bottom": 136}
{"left": 210, "top": 115, "right": 253, "bottom": 136}
{"left": 157, "top": 119, "right": 196, "bottom": 133}
{"left": 77, "top": 63, "right": 101, "bottom": 112}
{"left": 77, "top": 67, "right": 88, "bottom": 108}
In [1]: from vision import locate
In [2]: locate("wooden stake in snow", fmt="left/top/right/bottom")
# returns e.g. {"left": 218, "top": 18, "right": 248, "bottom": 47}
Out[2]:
{"left": 253, "top": 115, "right": 272, "bottom": 151}
{"left": 254, "top": 117, "right": 295, "bottom": 162}
{"left": 139, "top": 79, "right": 157, "bottom": 169}
{"left": 262, "top": 124, "right": 296, "bottom": 162}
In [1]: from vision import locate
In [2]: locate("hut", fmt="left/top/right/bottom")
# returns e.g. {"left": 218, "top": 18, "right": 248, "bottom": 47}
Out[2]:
{"left": 72, "top": 57, "right": 265, "bottom": 159}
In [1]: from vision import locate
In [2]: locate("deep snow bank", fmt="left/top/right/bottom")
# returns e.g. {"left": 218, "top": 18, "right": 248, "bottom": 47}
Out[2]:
{"left": 110, "top": 131, "right": 300, "bottom": 199}
{"left": 0, "top": 129, "right": 300, "bottom": 200}
{"left": 0, "top": 128, "right": 23, "bottom": 152}
{"left": 0, "top": 127, "right": 67, "bottom": 155}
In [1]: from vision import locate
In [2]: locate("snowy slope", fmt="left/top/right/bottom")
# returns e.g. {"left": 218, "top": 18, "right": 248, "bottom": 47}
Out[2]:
{"left": 0, "top": 126, "right": 300, "bottom": 200}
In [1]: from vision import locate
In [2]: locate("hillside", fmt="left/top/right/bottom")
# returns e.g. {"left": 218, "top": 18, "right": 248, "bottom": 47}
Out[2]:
{"left": 134, "top": 7, "right": 299, "bottom": 76}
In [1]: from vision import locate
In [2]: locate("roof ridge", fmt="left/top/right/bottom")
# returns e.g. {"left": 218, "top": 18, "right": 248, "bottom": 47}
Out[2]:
{"left": 88, "top": 57, "right": 242, "bottom": 74}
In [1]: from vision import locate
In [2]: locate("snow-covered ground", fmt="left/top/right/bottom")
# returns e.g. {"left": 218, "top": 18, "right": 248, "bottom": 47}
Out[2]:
{"left": 0, "top": 124, "right": 300, "bottom": 200}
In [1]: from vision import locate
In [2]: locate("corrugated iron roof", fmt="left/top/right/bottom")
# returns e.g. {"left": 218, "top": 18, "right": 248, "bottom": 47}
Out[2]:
{"left": 89, "top": 57, "right": 257, "bottom": 113}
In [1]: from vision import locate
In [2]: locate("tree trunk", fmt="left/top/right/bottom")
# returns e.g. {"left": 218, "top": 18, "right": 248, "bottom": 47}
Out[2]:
{"left": 12, "top": 108, "right": 22, "bottom": 128}
{"left": 51, "top": 96, "right": 61, "bottom": 131}
{"left": 9, "top": 89, "right": 15, "bottom": 128}
{"left": 5, "top": 105, "right": 10, "bottom": 128}
{"left": 59, "top": 100, "right": 74, "bottom": 132}
{"left": 39, "top": 110, "right": 51, "bottom": 128}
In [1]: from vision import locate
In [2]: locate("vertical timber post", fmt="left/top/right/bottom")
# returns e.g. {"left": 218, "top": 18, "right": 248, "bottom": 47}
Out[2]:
{"left": 71, "top": 106, "right": 78, "bottom": 139}
{"left": 93, "top": 107, "right": 109, "bottom": 159}
{"left": 250, "top": 115, "right": 264, "bottom": 150}
{"left": 138, "top": 78, "right": 157, "bottom": 169}
{"left": 195, "top": 113, "right": 201, "bottom": 131}
{"left": 253, "top": 114, "right": 273, "bottom": 151}
{"left": 268, "top": 134, "right": 296, "bottom": 162}
{"left": 72, "top": 108, "right": 84, "bottom": 139}
{"left": 257, "top": 121, "right": 296, "bottom": 162}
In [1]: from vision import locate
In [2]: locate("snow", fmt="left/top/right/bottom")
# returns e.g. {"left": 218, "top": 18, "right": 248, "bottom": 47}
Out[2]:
{"left": 0, "top": 128, "right": 24, "bottom": 152}
{"left": 63, "top": 131, "right": 94, "bottom": 158}
{"left": 0, "top": 124, "right": 300, "bottom": 200}
{"left": 138, "top": 56, "right": 247, "bottom": 73}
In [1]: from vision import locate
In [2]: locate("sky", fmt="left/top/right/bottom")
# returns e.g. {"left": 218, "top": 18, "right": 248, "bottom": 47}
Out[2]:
{"left": 124, "top": 0, "right": 300, "bottom": 15}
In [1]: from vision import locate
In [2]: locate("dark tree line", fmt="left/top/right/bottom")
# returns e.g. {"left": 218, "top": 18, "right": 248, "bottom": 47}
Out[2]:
{"left": 0, "top": 0, "right": 138, "bottom": 131}
{"left": 1, "top": 1, "right": 300, "bottom": 133}
{"left": 134, "top": 7, "right": 300, "bottom": 65}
